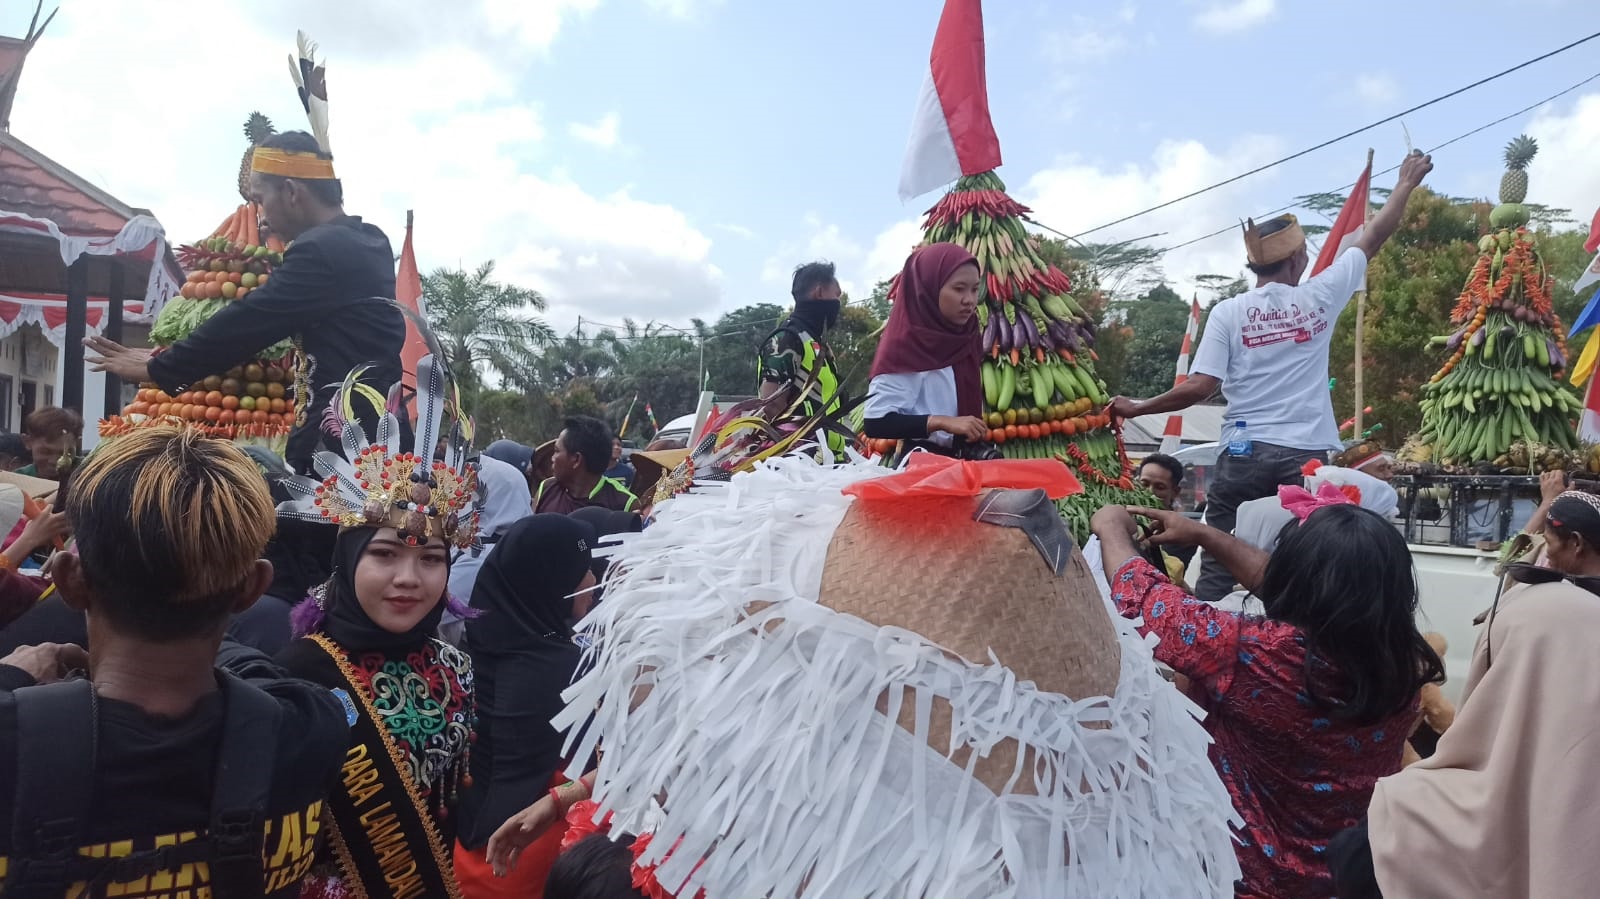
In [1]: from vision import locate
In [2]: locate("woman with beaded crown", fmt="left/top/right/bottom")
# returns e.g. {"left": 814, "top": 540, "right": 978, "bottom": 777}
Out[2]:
{"left": 275, "top": 354, "right": 480, "bottom": 899}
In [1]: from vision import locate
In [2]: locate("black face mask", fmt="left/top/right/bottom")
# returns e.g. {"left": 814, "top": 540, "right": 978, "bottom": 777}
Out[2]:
{"left": 796, "top": 298, "right": 841, "bottom": 333}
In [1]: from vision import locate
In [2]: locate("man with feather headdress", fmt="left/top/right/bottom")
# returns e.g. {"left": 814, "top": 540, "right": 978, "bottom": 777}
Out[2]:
{"left": 86, "top": 33, "right": 406, "bottom": 475}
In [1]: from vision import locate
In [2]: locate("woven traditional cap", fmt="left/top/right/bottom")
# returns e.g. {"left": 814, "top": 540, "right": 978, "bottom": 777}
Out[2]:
{"left": 532, "top": 439, "right": 556, "bottom": 481}
{"left": 554, "top": 455, "right": 1241, "bottom": 898}
{"left": 820, "top": 493, "right": 1120, "bottom": 794}
{"left": 629, "top": 448, "right": 689, "bottom": 501}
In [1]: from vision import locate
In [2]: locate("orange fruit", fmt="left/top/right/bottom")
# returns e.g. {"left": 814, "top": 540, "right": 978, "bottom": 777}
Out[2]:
{"left": 180, "top": 283, "right": 195, "bottom": 299}
{"left": 205, "top": 282, "right": 223, "bottom": 300}
{"left": 253, "top": 409, "right": 270, "bottom": 425}
{"left": 221, "top": 395, "right": 240, "bottom": 411}
{"left": 265, "top": 382, "right": 285, "bottom": 400}
{"left": 217, "top": 409, "right": 235, "bottom": 425}
{"left": 205, "top": 390, "right": 224, "bottom": 407}
{"left": 269, "top": 398, "right": 287, "bottom": 414}
{"left": 128, "top": 402, "right": 149, "bottom": 416}
{"left": 204, "top": 406, "right": 222, "bottom": 423}
{"left": 227, "top": 272, "right": 242, "bottom": 285}
{"left": 236, "top": 287, "right": 249, "bottom": 299}
{"left": 220, "top": 281, "right": 238, "bottom": 300}
{"left": 1004, "top": 425, "right": 1018, "bottom": 440}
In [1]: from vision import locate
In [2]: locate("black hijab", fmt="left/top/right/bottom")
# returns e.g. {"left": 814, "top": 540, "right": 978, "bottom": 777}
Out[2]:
{"left": 458, "top": 514, "right": 595, "bottom": 848}
{"left": 321, "top": 528, "right": 451, "bottom": 654}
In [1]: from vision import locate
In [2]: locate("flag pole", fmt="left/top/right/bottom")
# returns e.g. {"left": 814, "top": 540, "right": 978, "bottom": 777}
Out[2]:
{"left": 1353, "top": 148, "right": 1374, "bottom": 437}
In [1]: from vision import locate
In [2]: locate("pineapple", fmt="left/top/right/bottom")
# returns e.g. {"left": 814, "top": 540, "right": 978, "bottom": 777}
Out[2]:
{"left": 237, "top": 112, "right": 277, "bottom": 201}
{"left": 1498, "top": 134, "right": 1537, "bottom": 205}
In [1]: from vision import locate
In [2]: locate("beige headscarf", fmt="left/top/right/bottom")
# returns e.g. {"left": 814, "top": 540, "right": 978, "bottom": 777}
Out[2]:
{"left": 1368, "top": 580, "right": 1600, "bottom": 897}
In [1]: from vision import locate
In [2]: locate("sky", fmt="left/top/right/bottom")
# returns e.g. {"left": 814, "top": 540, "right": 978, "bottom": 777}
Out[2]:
{"left": 4, "top": 0, "right": 1600, "bottom": 335}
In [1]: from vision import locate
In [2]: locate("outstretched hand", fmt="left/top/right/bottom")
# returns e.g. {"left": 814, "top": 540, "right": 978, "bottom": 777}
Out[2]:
{"left": 486, "top": 794, "right": 561, "bottom": 877}
{"left": 83, "top": 336, "right": 153, "bottom": 383}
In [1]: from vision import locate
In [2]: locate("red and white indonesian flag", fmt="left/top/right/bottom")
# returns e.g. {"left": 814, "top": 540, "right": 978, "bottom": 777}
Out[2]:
{"left": 898, "top": 0, "right": 1003, "bottom": 202}
{"left": 1159, "top": 298, "right": 1203, "bottom": 455}
{"left": 1311, "top": 160, "right": 1372, "bottom": 276}
{"left": 1574, "top": 207, "right": 1600, "bottom": 296}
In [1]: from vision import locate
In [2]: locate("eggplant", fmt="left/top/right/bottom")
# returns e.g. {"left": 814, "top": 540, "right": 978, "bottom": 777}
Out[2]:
{"left": 1035, "top": 316, "right": 1057, "bottom": 351}
{"left": 1446, "top": 328, "right": 1466, "bottom": 351}
{"left": 996, "top": 312, "right": 1014, "bottom": 352}
{"left": 1549, "top": 338, "right": 1566, "bottom": 369}
{"left": 1472, "top": 328, "right": 1487, "bottom": 348}
{"left": 982, "top": 314, "right": 998, "bottom": 354}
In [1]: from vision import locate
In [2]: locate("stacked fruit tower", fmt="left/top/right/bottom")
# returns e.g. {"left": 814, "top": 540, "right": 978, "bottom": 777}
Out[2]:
{"left": 906, "top": 171, "right": 1147, "bottom": 540}
{"left": 1409, "top": 135, "right": 1580, "bottom": 470}
{"left": 99, "top": 113, "right": 301, "bottom": 453}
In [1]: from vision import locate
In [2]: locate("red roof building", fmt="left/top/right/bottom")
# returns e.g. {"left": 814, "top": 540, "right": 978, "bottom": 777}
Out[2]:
{"left": 0, "top": 15, "right": 178, "bottom": 436}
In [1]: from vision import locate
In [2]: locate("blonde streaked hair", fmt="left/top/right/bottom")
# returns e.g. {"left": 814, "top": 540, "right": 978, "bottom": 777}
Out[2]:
{"left": 69, "top": 428, "right": 276, "bottom": 636}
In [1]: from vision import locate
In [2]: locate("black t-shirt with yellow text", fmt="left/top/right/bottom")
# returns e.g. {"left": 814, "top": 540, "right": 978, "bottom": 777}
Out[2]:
{"left": 0, "top": 665, "right": 347, "bottom": 898}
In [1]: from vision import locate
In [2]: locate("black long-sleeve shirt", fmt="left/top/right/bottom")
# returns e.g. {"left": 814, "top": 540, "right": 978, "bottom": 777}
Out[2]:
{"left": 148, "top": 215, "right": 406, "bottom": 473}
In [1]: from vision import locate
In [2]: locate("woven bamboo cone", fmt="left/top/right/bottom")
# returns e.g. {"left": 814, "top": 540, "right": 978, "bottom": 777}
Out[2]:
{"left": 819, "top": 494, "right": 1122, "bottom": 795}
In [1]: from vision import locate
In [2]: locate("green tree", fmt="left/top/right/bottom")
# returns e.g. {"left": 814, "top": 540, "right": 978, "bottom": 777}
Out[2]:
{"left": 605, "top": 321, "right": 702, "bottom": 441}
{"left": 694, "top": 303, "right": 788, "bottom": 396}
{"left": 422, "top": 261, "right": 552, "bottom": 409}
{"left": 1117, "top": 284, "right": 1194, "bottom": 400}
{"left": 1328, "top": 188, "right": 1479, "bottom": 441}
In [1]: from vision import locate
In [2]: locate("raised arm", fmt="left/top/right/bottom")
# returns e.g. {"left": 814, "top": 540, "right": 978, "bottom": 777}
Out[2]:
{"left": 1355, "top": 151, "right": 1433, "bottom": 260}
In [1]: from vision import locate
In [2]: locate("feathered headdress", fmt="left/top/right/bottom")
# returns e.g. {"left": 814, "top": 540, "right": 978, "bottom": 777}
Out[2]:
{"left": 288, "top": 31, "right": 331, "bottom": 154}
{"left": 278, "top": 354, "right": 480, "bottom": 550}
{"left": 651, "top": 367, "right": 864, "bottom": 506}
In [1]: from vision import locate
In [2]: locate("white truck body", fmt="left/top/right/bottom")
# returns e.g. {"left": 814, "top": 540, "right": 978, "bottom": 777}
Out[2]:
{"left": 1410, "top": 544, "right": 1498, "bottom": 706}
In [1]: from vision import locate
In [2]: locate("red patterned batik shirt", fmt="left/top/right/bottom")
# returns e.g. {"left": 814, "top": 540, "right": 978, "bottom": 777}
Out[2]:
{"left": 1109, "top": 557, "right": 1417, "bottom": 899}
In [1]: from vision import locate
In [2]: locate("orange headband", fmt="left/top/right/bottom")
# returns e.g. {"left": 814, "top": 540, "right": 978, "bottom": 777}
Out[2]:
{"left": 251, "top": 147, "right": 337, "bottom": 181}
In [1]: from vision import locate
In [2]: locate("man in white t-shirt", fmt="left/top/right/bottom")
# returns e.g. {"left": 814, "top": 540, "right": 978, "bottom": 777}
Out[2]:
{"left": 1110, "top": 150, "right": 1434, "bottom": 600}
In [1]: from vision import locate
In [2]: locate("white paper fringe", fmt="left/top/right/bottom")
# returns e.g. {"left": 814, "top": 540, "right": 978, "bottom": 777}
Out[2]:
{"left": 553, "top": 454, "right": 1242, "bottom": 898}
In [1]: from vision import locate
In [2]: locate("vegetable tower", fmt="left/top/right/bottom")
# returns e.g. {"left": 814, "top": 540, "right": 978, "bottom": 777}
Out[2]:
{"left": 99, "top": 113, "right": 300, "bottom": 452}
{"left": 1412, "top": 135, "right": 1579, "bottom": 467}
{"left": 905, "top": 171, "right": 1142, "bottom": 539}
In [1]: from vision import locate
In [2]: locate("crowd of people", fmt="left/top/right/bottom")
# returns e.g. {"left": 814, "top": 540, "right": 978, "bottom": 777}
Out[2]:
{"left": 0, "top": 132, "right": 1581, "bottom": 899}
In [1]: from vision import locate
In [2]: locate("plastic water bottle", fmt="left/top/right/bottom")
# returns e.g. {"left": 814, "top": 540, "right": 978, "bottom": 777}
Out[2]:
{"left": 1225, "top": 420, "right": 1253, "bottom": 458}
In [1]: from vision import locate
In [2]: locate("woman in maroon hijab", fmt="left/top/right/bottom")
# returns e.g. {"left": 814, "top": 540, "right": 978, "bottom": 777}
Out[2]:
{"left": 864, "top": 243, "right": 992, "bottom": 454}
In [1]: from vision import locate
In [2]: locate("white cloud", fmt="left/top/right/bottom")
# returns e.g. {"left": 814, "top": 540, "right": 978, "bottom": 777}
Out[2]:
{"left": 8, "top": 0, "right": 720, "bottom": 332}
{"left": 1043, "top": 25, "right": 1128, "bottom": 65}
{"left": 715, "top": 223, "right": 756, "bottom": 240}
{"left": 760, "top": 217, "right": 866, "bottom": 298}
{"left": 1525, "top": 92, "right": 1600, "bottom": 222}
{"left": 1354, "top": 74, "right": 1399, "bottom": 107}
{"left": 568, "top": 112, "right": 622, "bottom": 150}
{"left": 1193, "top": 0, "right": 1276, "bottom": 35}
{"left": 1021, "top": 134, "right": 1288, "bottom": 300}
{"left": 481, "top": 0, "right": 603, "bottom": 51}
{"left": 864, "top": 219, "right": 924, "bottom": 287}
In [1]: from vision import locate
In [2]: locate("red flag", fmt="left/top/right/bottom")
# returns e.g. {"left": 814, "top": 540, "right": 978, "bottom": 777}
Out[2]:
{"left": 1311, "top": 161, "right": 1372, "bottom": 277}
{"left": 898, "top": 0, "right": 1002, "bottom": 201}
{"left": 395, "top": 211, "right": 431, "bottom": 396}
{"left": 1585, "top": 206, "right": 1600, "bottom": 254}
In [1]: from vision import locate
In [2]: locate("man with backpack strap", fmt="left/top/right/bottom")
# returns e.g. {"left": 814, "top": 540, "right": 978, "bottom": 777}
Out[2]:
{"left": 0, "top": 427, "right": 349, "bottom": 898}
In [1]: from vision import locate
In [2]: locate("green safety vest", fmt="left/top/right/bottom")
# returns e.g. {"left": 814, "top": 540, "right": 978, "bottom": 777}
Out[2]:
{"left": 769, "top": 326, "right": 846, "bottom": 453}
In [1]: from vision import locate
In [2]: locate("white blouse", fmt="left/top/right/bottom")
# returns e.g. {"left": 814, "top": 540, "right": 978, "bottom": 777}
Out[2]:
{"left": 866, "top": 368, "right": 959, "bottom": 446}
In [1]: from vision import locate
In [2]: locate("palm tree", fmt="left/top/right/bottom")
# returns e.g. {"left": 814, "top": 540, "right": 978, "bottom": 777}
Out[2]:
{"left": 422, "top": 261, "right": 552, "bottom": 406}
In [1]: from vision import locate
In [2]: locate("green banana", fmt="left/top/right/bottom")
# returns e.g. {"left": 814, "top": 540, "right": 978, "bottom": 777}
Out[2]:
{"left": 997, "top": 364, "right": 1015, "bottom": 410}
{"left": 982, "top": 361, "right": 998, "bottom": 408}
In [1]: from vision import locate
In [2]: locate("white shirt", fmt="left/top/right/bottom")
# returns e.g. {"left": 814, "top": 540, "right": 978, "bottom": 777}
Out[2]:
{"left": 866, "top": 369, "right": 958, "bottom": 445}
{"left": 1190, "top": 247, "right": 1368, "bottom": 451}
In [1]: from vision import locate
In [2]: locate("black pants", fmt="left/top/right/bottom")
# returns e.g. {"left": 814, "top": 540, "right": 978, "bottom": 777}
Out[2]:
{"left": 1327, "top": 819, "right": 1383, "bottom": 898}
{"left": 1196, "top": 442, "right": 1328, "bottom": 601}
